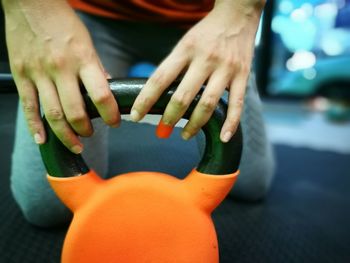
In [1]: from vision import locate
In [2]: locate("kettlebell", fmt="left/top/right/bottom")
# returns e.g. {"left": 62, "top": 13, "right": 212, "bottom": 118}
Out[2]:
{"left": 39, "top": 79, "right": 243, "bottom": 263}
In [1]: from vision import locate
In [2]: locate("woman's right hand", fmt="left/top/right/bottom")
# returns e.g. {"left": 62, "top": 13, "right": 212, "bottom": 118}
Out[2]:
{"left": 2, "top": 0, "right": 120, "bottom": 153}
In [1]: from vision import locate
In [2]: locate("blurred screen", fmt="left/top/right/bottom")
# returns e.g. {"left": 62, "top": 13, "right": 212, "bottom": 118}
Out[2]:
{"left": 267, "top": 0, "right": 350, "bottom": 97}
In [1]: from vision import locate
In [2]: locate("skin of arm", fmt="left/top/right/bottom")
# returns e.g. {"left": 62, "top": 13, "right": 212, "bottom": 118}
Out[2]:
{"left": 1, "top": 0, "right": 120, "bottom": 154}
{"left": 131, "top": 0, "right": 266, "bottom": 142}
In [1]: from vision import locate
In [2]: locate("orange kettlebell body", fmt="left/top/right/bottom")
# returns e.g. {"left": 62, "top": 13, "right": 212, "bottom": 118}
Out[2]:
{"left": 48, "top": 169, "right": 238, "bottom": 263}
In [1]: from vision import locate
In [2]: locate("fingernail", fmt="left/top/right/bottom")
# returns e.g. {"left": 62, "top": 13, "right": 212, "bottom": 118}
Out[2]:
{"left": 182, "top": 131, "right": 191, "bottom": 140}
{"left": 130, "top": 109, "right": 141, "bottom": 122}
{"left": 71, "top": 145, "right": 83, "bottom": 154}
{"left": 34, "top": 133, "right": 44, "bottom": 144}
{"left": 222, "top": 131, "right": 233, "bottom": 143}
{"left": 156, "top": 121, "right": 174, "bottom": 138}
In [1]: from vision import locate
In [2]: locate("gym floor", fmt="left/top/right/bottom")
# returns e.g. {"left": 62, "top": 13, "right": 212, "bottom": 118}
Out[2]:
{"left": 263, "top": 100, "right": 350, "bottom": 154}
{"left": 1, "top": 93, "right": 350, "bottom": 263}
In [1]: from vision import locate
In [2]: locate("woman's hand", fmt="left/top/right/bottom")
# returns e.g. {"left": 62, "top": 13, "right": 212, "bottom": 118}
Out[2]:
{"left": 2, "top": 0, "right": 120, "bottom": 153}
{"left": 131, "top": 0, "right": 265, "bottom": 142}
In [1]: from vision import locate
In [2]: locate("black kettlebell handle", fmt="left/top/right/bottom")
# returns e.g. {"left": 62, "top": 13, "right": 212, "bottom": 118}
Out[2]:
{"left": 27, "top": 78, "right": 241, "bottom": 176}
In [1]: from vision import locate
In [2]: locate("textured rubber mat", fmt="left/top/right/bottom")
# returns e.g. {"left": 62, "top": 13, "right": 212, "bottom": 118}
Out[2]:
{"left": 1, "top": 94, "right": 350, "bottom": 263}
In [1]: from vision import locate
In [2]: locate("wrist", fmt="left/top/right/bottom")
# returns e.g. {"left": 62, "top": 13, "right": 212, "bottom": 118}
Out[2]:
{"left": 214, "top": 0, "right": 266, "bottom": 20}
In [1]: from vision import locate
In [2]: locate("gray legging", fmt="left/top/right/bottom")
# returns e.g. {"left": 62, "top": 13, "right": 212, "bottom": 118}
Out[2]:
{"left": 11, "top": 12, "right": 275, "bottom": 227}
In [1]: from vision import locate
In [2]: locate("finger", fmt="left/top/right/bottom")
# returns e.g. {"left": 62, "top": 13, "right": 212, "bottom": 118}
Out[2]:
{"left": 157, "top": 60, "right": 211, "bottom": 138}
{"left": 79, "top": 62, "right": 120, "bottom": 127}
{"left": 130, "top": 49, "right": 189, "bottom": 122}
{"left": 16, "top": 78, "right": 46, "bottom": 144}
{"left": 97, "top": 56, "right": 111, "bottom": 79}
{"left": 220, "top": 74, "right": 247, "bottom": 143}
{"left": 54, "top": 72, "right": 93, "bottom": 137}
{"left": 36, "top": 77, "right": 83, "bottom": 154}
{"left": 181, "top": 69, "right": 230, "bottom": 140}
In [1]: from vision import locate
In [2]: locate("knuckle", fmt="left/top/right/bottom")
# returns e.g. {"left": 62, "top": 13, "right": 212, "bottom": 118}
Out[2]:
{"left": 149, "top": 71, "right": 166, "bottom": 88}
{"left": 48, "top": 53, "right": 66, "bottom": 69}
{"left": 225, "top": 60, "right": 242, "bottom": 72}
{"left": 224, "top": 57, "right": 236, "bottom": 68}
{"left": 66, "top": 111, "right": 86, "bottom": 124}
{"left": 171, "top": 91, "right": 191, "bottom": 109}
{"left": 241, "top": 64, "right": 250, "bottom": 75}
{"left": 234, "top": 96, "right": 244, "bottom": 108}
{"left": 12, "top": 59, "right": 25, "bottom": 75}
{"left": 46, "top": 107, "right": 64, "bottom": 121}
{"left": 93, "top": 89, "right": 111, "bottom": 105}
{"left": 199, "top": 95, "right": 217, "bottom": 113}
{"left": 205, "top": 47, "right": 221, "bottom": 62}
{"left": 75, "top": 47, "right": 95, "bottom": 64}
{"left": 21, "top": 100, "right": 37, "bottom": 114}
{"left": 31, "top": 56, "right": 43, "bottom": 68}
{"left": 234, "top": 61, "right": 243, "bottom": 72}
{"left": 182, "top": 34, "right": 196, "bottom": 50}
{"left": 171, "top": 97, "right": 187, "bottom": 109}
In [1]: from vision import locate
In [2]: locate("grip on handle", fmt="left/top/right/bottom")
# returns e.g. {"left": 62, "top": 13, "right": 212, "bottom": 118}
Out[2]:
{"left": 37, "top": 78, "right": 242, "bottom": 177}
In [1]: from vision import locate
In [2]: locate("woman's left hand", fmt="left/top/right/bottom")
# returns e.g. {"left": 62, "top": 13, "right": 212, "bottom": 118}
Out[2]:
{"left": 131, "top": 0, "right": 265, "bottom": 142}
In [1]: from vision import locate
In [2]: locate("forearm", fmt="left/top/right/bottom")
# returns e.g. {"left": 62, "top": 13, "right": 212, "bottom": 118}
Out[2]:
{"left": 2, "top": 0, "right": 80, "bottom": 44}
{"left": 1, "top": 0, "right": 73, "bottom": 18}
{"left": 2, "top": 0, "right": 69, "bottom": 8}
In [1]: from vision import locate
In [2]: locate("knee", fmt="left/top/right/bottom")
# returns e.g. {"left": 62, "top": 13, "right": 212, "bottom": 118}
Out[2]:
{"left": 10, "top": 178, "right": 72, "bottom": 227}
{"left": 230, "top": 170, "right": 275, "bottom": 201}
{"left": 229, "top": 150, "right": 276, "bottom": 201}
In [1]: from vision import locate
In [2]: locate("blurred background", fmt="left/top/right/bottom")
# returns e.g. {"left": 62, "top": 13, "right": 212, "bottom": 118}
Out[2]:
{"left": 254, "top": 0, "right": 350, "bottom": 153}
{"left": 0, "top": 1, "right": 349, "bottom": 262}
